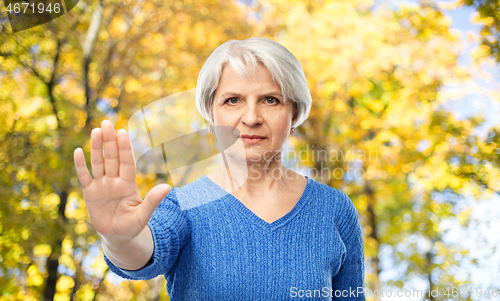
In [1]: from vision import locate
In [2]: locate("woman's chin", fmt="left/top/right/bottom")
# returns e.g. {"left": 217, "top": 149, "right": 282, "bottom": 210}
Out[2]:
{"left": 225, "top": 152, "right": 260, "bottom": 164}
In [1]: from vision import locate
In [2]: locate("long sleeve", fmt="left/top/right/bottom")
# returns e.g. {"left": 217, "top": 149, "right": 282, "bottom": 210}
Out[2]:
{"left": 103, "top": 188, "right": 191, "bottom": 280}
{"left": 332, "top": 192, "right": 366, "bottom": 300}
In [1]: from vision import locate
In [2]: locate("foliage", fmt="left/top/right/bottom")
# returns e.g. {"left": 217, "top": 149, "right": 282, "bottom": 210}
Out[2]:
{"left": 0, "top": 0, "right": 499, "bottom": 300}
{"left": 0, "top": 0, "right": 255, "bottom": 299}
{"left": 256, "top": 0, "right": 500, "bottom": 299}
{"left": 460, "top": 0, "right": 500, "bottom": 62}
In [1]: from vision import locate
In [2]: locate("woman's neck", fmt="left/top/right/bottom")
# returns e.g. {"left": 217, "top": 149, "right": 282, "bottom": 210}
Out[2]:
{"left": 206, "top": 152, "right": 303, "bottom": 198}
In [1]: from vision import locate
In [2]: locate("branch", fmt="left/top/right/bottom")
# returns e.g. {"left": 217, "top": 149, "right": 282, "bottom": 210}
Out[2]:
{"left": 45, "top": 37, "right": 64, "bottom": 129}
{"left": 458, "top": 171, "right": 500, "bottom": 195}
{"left": 82, "top": 0, "right": 104, "bottom": 59}
{"left": 83, "top": 0, "right": 104, "bottom": 127}
{"left": 0, "top": 51, "right": 47, "bottom": 83}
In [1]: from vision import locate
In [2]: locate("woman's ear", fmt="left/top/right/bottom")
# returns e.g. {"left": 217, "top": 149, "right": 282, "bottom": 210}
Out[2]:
{"left": 291, "top": 102, "right": 299, "bottom": 126}
{"left": 210, "top": 104, "right": 215, "bottom": 124}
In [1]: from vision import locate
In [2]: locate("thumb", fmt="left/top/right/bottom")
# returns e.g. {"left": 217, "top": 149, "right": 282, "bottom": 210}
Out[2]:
{"left": 140, "top": 184, "right": 172, "bottom": 219}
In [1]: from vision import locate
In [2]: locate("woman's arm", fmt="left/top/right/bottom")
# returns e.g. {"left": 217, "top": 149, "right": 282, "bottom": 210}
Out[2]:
{"left": 103, "top": 188, "right": 191, "bottom": 280}
{"left": 73, "top": 120, "right": 190, "bottom": 279}
{"left": 332, "top": 192, "right": 366, "bottom": 300}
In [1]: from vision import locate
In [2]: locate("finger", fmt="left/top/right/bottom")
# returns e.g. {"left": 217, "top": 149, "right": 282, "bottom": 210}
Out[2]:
{"left": 74, "top": 148, "right": 93, "bottom": 189}
{"left": 117, "top": 129, "right": 136, "bottom": 182}
{"left": 102, "top": 120, "right": 120, "bottom": 177}
{"left": 138, "top": 184, "right": 172, "bottom": 223}
{"left": 90, "top": 128, "right": 105, "bottom": 179}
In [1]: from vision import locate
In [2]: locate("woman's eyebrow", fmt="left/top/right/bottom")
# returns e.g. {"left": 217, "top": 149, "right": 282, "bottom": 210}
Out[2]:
{"left": 219, "top": 92, "right": 283, "bottom": 99}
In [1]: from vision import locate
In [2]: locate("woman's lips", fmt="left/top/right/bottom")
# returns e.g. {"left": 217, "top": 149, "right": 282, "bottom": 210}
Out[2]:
{"left": 239, "top": 135, "right": 266, "bottom": 144}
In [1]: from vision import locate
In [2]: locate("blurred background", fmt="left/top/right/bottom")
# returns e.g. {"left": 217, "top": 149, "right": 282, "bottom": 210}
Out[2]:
{"left": 1, "top": 0, "right": 499, "bottom": 300}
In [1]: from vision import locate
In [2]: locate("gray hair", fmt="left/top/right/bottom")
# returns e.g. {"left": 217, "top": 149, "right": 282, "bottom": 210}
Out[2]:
{"left": 195, "top": 37, "right": 312, "bottom": 128}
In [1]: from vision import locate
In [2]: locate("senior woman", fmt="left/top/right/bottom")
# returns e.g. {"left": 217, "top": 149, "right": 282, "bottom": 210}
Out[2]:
{"left": 73, "top": 37, "right": 366, "bottom": 300}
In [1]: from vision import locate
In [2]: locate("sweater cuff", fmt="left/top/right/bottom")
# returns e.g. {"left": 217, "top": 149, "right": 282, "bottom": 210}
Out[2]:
{"left": 103, "top": 218, "right": 172, "bottom": 280}
{"left": 103, "top": 188, "right": 191, "bottom": 280}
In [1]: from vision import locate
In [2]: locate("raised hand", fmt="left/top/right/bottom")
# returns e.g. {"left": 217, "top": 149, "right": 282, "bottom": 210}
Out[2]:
{"left": 73, "top": 120, "right": 171, "bottom": 243}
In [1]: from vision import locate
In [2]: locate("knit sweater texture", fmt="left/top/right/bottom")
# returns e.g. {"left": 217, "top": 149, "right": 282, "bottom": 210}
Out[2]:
{"left": 103, "top": 175, "right": 366, "bottom": 300}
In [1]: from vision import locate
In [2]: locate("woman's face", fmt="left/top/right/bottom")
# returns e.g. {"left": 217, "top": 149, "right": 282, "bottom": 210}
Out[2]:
{"left": 211, "top": 62, "right": 296, "bottom": 164}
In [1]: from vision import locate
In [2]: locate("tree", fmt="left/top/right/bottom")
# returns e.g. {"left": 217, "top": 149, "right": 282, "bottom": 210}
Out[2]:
{"left": 253, "top": 0, "right": 500, "bottom": 299}
{"left": 460, "top": 0, "right": 500, "bottom": 62}
{"left": 2, "top": 0, "right": 499, "bottom": 299}
{"left": 0, "top": 0, "right": 255, "bottom": 299}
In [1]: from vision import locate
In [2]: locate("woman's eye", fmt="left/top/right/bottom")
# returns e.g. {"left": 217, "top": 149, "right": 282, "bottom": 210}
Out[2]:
{"left": 225, "top": 97, "right": 239, "bottom": 104}
{"left": 265, "top": 97, "right": 280, "bottom": 104}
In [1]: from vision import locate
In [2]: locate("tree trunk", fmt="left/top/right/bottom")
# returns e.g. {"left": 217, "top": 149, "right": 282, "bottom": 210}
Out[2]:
{"left": 42, "top": 189, "right": 68, "bottom": 301}
{"left": 366, "top": 183, "right": 381, "bottom": 301}
{"left": 426, "top": 238, "right": 436, "bottom": 301}
{"left": 43, "top": 239, "right": 62, "bottom": 301}
{"left": 83, "top": 0, "right": 104, "bottom": 129}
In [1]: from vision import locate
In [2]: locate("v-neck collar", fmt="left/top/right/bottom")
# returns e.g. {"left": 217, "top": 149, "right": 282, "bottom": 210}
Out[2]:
{"left": 201, "top": 174, "right": 313, "bottom": 231}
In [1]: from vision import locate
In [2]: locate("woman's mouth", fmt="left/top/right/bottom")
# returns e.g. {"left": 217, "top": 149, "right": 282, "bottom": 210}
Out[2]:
{"left": 239, "top": 135, "right": 266, "bottom": 144}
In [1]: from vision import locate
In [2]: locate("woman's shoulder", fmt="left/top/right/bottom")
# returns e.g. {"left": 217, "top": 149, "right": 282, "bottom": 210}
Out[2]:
{"left": 309, "top": 178, "right": 353, "bottom": 204}
{"left": 166, "top": 175, "right": 228, "bottom": 211}
{"left": 308, "top": 178, "right": 358, "bottom": 218}
{"left": 307, "top": 179, "right": 361, "bottom": 242}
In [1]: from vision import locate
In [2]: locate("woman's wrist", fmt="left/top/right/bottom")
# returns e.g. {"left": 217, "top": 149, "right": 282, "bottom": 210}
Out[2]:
{"left": 100, "top": 226, "right": 154, "bottom": 271}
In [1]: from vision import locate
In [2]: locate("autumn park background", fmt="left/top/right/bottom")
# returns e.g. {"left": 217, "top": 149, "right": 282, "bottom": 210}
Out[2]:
{"left": 1, "top": 0, "right": 500, "bottom": 300}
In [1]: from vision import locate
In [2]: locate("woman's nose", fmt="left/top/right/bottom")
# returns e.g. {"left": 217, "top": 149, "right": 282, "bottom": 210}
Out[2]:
{"left": 242, "top": 104, "right": 263, "bottom": 127}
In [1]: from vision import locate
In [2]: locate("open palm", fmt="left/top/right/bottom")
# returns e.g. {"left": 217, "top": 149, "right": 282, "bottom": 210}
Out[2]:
{"left": 73, "top": 120, "right": 171, "bottom": 242}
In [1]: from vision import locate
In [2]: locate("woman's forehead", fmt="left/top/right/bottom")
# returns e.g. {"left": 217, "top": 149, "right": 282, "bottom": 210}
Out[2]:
{"left": 217, "top": 64, "right": 281, "bottom": 92}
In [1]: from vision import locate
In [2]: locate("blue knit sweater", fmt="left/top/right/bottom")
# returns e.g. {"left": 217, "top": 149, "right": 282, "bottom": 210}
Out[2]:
{"left": 103, "top": 175, "right": 366, "bottom": 300}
